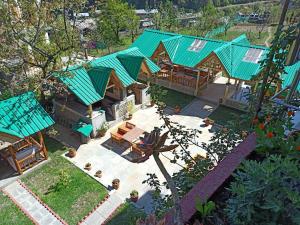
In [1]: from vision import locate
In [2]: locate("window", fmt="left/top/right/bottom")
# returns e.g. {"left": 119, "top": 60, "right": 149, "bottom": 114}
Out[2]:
{"left": 243, "top": 48, "right": 263, "bottom": 63}
{"left": 188, "top": 39, "right": 207, "bottom": 52}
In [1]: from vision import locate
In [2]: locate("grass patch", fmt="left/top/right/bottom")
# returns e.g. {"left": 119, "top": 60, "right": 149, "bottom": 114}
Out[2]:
{"left": 22, "top": 137, "right": 108, "bottom": 225}
{"left": 106, "top": 202, "right": 146, "bottom": 225}
{"left": 160, "top": 87, "right": 195, "bottom": 109}
{"left": 208, "top": 105, "right": 245, "bottom": 126}
{"left": 0, "top": 192, "right": 33, "bottom": 225}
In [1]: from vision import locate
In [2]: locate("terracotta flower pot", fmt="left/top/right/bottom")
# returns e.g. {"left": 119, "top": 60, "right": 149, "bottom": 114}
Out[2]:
{"left": 68, "top": 149, "right": 76, "bottom": 158}
{"left": 112, "top": 179, "right": 120, "bottom": 190}
{"left": 95, "top": 170, "right": 102, "bottom": 178}
{"left": 174, "top": 106, "right": 181, "bottom": 114}
{"left": 84, "top": 163, "right": 92, "bottom": 171}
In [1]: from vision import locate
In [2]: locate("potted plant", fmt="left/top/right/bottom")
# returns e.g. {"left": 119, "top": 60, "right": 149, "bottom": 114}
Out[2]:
{"left": 97, "top": 122, "right": 109, "bottom": 137}
{"left": 204, "top": 118, "right": 210, "bottom": 126}
{"left": 95, "top": 170, "right": 102, "bottom": 178}
{"left": 112, "top": 178, "right": 120, "bottom": 190}
{"left": 68, "top": 148, "right": 77, "bottom": 158}
{"left": 130, "top": 190, "right": 139, "bottom": 203}
{"left": 84, "top": 163, "right": 92, "bottom": 171}
{"left": 174, "top": 105, "right": 181, "bottom": 114}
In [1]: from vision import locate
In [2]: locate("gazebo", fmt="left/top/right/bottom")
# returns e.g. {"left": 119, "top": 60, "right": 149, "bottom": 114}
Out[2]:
{"left": 0, "top": 92, "right": 54, "bottom": 174}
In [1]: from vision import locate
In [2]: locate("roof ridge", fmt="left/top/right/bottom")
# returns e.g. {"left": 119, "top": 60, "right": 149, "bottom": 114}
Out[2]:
{"left": 145, "top": 29, "right": 227, "bottom": 44}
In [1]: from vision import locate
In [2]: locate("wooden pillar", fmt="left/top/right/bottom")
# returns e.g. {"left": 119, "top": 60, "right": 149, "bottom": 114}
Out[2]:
{"left": 88, "top": 104, "right": 93, "bottom": 118}
{"left": 169, "top": 68, "right": 173, "bottom": 88}
{"left": 194, "top": 70, "right": 201, "bottom": 96}
{"left": 38, "top": 131, "right": 48, "bottom": 160}
{"left": 276, "top": 80, "right": 282, "bottom": 93}
{"left": 253, "top": 80, "right": 259, "bottom": 92}
{"left": 8, "top": 145, "right": 22, "bottom": 174}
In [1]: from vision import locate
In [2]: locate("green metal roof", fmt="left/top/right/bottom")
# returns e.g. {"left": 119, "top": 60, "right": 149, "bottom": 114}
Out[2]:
{"left": 281, "top": 61, "right": 300, "bottom": 92}
{"left": 57, "top": 66, "right": 103, "bottom": 105}
{"left": 0, "top": 92, "right": 54, "bottom": 138}
{"left": 89, "top": 47, "right": 160, "bottom": 87}
{"left": 73, "top": 121, "right": 93, "bottom": 137}
{"left": 131, "top": 29, "right": 269, "bottom": 80}
{"left": 56, "top": 48, "right": 159, "bottom": 105}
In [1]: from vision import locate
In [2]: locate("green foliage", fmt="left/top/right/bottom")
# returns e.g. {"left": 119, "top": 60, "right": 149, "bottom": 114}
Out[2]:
{"left": 48, "top": 169, "right": 71, "bottom": 193}
{"left": 226, "top": 155, "right": 300, "bottom": 225}
{"left": 195, "top": 197, "right": 216, "bottom": 222}
{"left": 146, "top": 84, "right": 168, "bottom": 105}
{"left": 255, "top": 113, "right": 300, "bottom": 158}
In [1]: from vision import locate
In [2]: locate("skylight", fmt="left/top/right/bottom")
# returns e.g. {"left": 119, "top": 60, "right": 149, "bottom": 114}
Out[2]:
{"left": 243, "top": 48, "right": 263, "bottom": 63}
{"left": 188, "top": 39, "right": 207, "bottom": 52}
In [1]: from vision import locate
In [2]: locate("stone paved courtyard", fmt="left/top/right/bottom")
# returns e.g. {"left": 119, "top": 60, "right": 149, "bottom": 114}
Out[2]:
{"left": 64, "top": 99, "right": 217, "bottom": 213}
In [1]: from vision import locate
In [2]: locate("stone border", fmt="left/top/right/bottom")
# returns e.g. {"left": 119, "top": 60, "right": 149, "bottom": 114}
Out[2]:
{"left": 2, "top": 188, "right": 39, "bottom": 225}
{"left": 77, "top": 194, "right": 110, "bottom": 225}
{"left": 164, "top": 133, "right": 257, "bottom": 224}
{"left": 100, "top": 202, "right": 124, "bottom": 225}
{"left": 18, "top": 180, "right": 68, "bottom": 225}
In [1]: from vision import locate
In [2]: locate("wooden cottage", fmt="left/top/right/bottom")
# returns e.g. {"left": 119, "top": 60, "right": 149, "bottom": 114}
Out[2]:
{"left": 0, "top": 92, "right": 54, "bottom": 174}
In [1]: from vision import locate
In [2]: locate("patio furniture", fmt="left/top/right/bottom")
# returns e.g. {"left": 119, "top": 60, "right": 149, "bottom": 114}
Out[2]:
{"left": 122, "top": 127, "right": 145, "bottom": 143}
{"left": 131, "top": 140, "right": 145, "bottom": 155}
{"left": 110, "top": 128, "right": 126, "bottom": 144}
{"left": 118, "top": 122, "right": 136, "bottom": 133}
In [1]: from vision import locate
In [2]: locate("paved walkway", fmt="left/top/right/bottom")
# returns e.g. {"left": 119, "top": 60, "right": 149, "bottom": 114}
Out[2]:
{"left": 3, "top": 180, "right": 66, "bottom": 225}
{"left": 80, "top": 192, "right": 123, "bottom": 225}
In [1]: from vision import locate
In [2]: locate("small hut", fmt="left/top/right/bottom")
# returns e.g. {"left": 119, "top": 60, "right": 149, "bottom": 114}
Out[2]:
{"left": 0, "top": 92, "right": 54, "bottom": 174}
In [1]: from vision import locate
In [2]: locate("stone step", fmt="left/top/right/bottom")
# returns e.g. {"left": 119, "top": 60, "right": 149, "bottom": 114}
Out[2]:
{"left": 82, "top": 192, "right": 123, "bottom": 225}
{"left": 3, "top": 181, "right": 66, "bottom": 225}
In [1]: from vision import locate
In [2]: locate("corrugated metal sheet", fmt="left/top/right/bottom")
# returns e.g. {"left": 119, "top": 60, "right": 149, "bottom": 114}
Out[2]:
{"left": 0, "top": 92, "right": 54, "bottom": 138}
{"left": 88, "top": 66, "right": 112, "bottom": 97}
{"left": 57, "top": 48, "right": 159, "bottom": 105}
{"left": 58, "top": 66, "right": 103, "bottom": 105}
{"left": 131, "top": 29, "right": 178, "bottom": 57}
{"left": 117, "top": 54, "right": 145, "bottom": 81}
{"left": 281, "top": 61, "right": 300, "bottom": 91}
{"left": 132, "top": 30, "right": 271, "bottom": 81}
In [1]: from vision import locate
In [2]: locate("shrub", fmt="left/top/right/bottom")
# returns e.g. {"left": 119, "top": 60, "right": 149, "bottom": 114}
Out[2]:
{"left": 226, "top": 156, "right": 300, "bottom": 225}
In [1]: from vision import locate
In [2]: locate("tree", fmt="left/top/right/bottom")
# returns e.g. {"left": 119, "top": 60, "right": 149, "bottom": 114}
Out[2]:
{"left": 195, "top": 0, "right": 218, "bottom": 36}
{"left": 127, "top": 6, "right": 140, "bottom": 43}
{"left": 0, "top": 0, "right": 83, "bottom": 101}
{"left": 157, "top": 0, "right": 178, "bottom": 32}
{"left": 97, "top": 0, "right": 135, "bottom": 43}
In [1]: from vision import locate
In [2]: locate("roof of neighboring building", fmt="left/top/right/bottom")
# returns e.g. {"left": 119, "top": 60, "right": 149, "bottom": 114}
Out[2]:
{"left": 0, "top": 92, "right": 54, "bottom": 138}
{"left": 56, "top": 48, "right": 160, "bottom": 105}
{"left": 131, "top": 29, "right": 269, "bottom": 80}
{"left": 281, "top": 61, "right": 300, "bottom": 92}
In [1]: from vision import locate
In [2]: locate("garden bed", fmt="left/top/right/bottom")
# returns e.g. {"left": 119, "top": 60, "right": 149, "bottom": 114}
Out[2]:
{"left": 21, "top": 137, "right": 108, "bottom": 225}
{"left": 0, "top": 192, "right": 33, "bottom": 225}
{"left": 105, "top": 202, "right": 146, "bottom": 225}
{"left": 208, "top": 105, "right": 245, "bottom": 126}
{"left": 160, "top": 87, "right": 195, "bottom": 109}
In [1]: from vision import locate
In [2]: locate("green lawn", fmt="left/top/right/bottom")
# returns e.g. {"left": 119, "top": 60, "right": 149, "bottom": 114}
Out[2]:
{"left": 106, "top": 202, "right": 146, "bottom": 225}
{"left": 160, "top": 87, "right": 195, "bottom": 109}
{"left": 208, "top": 105, "right": 245, "bottom": 126}
{"left": 0, "top": 192, "right": 33, "bottom": 225}
{"left": 22, "top": 137, "right": 108, "bottom": 225}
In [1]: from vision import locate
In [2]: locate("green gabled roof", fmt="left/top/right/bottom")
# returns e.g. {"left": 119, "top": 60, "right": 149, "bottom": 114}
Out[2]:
{"left": 120, "top": 47, "right": 160, "bottom": 73}
{"left": 281, "top": 61, "right": 300, "bottom": 92}
{"left": 117, "top": 54, "right": 145, "bottom": 81}
{"left": 56, "top": 48, "right": 159, "bottom": 105}
{"left": 132, "top": 30, "right": 270, "bottom": 80}
{"left": 213, "top": 35, "right": 269, "bottom": 81}
{"left": 57, "top": 66, "right": 103, "bottom": 105}
{"left": 0, "top": 92, "right": 54, "bottom": 138}
{"left": 131, "top": 29, "right": 179, "bottom": 57}
{"left": 88, "top": 66, "right": 112, "bottom": 97}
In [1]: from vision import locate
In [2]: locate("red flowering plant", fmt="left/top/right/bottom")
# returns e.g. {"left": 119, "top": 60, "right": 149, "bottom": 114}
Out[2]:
{"left": 255, "top": 110, "right": 300, "bottom": 158}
